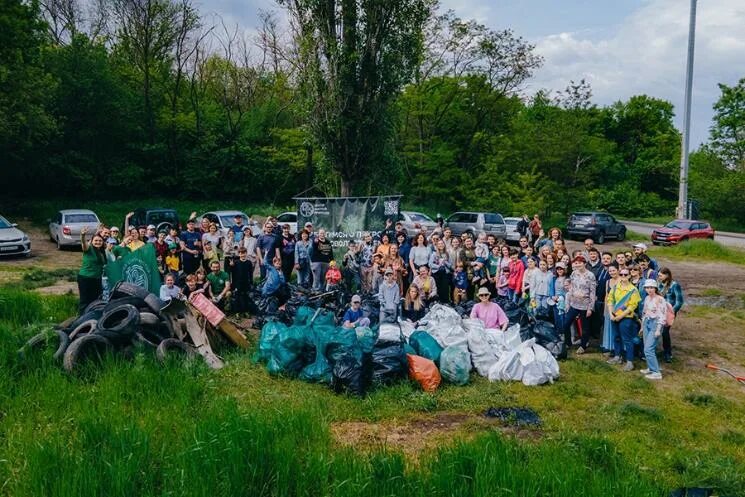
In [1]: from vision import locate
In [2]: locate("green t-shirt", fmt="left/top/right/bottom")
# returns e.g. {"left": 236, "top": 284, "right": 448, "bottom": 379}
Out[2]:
{"left": 207, "top": 271, "right": 230, "bottom": 295}
{"left": 79, "top": 245, "right": 106, "bottom": 279}
{"left": 487, "top": 254, "right": 500, "bottom": 278}
{"left": 111, "top": 245, "right": 130, "bottom": 259}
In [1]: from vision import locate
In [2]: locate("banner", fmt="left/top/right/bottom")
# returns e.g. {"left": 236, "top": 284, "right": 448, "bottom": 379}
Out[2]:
{"left": 105, "top": 243, "right": 161, "bottom": 294}
{"left": 295, "top": 195, "right": 402, "bottom": 247}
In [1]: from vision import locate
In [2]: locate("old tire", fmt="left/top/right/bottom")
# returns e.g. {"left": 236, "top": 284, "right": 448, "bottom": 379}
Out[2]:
{"left": 18, "top": 330, "right": 70, "bottom": 362}
{"left": 156, "top": 339, "right": 196, "bottom": 365}
{"left": 96, "top": 304, "right": 140, "bottom": 342}
{"left": 68, "top": 319, "right": 98, "bottom": 340}
{"left": 111, "top": 281, "right": 150, "bottom": 300}
{"left": 134, "top": 332, "right": 159, "bottom": 349}
{"left": 63, "top": 334, "right": 113, "bottom": 372}
{"left": 84, "top": 299, "right": 108, "bottom": 314}
{"left": 139, "top": 312, "right": 159, "bottom": 327}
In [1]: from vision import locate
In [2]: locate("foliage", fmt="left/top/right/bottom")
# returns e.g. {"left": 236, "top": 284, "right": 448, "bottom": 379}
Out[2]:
{"left": 710, "top": 77, "right": 745, "bottom": 171}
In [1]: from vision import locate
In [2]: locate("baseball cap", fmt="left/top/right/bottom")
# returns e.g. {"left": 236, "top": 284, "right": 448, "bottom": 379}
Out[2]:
{"left": 304, "top": 222, "right": 313, "bottom": 227}
{"left": 110, "top": 226, "right": 119, "bottom": 232}
{"left": 384, "top": 268, "right": 393, "bottom": 275}
{"left": 633, "top": 243, "right": 648, "bottom": 250}
{"left": 147, "top": 224, "right": 156, "bottom": 230}
{"left": 556, "top": 262, "right": 567, "bottom": 269}
{"left": 572, "top": 255, "right": 587, "bottom": 264}
{"left": 351, "top": 294, "right": 361, "bottom": 303}
{"left": 477, "top": 287, "right": 490, "bottom": 296}
{"left": 242, "top": 225, "right": 251, "bottom": 231}
{"left": 187, "top": 218, "right": 195, "bottom": 224}
{"left": 643, "top": 278, "right": 657, "bottom": 288}
{"left": 168, "top": 242, "right": 178, "bottom": 250}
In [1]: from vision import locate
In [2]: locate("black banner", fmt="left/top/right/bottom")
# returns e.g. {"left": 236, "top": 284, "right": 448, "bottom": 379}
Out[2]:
{"left": 295, "top": 196, "right": 402, "bottom": 247}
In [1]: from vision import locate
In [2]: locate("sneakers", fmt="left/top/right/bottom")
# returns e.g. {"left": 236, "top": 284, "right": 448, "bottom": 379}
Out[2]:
{"left": 576, "top": 346, "right": 585, "bottom": 355}
{"left": 622, "top": 361, "right": 634, "bottom": 372}
{"left": 645, "top": 372, "right": 663, "bottom": 380}
{"left": 664, "top": 354, "right": 673, "bottom": 363}
{"left": 607, "top": 356, "right": 621, "bottom": 365}
{"left": 639, "top": 368, "right": 651, "bottom": 374}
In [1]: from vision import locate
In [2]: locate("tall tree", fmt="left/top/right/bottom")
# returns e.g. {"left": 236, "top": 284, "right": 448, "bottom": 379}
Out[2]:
{"left": 281, "top": 0, "right": 431, "bottom": 195}
{"left": 710, "top": 78, "right": 745, "bottom": 171}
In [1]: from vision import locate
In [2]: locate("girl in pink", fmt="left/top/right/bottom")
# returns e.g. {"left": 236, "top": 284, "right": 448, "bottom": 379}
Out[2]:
{"left": 507, "top": 248, "right": 524, "bottom": 303}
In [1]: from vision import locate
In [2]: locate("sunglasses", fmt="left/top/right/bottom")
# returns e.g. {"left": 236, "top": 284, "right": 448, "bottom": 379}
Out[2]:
{"left": 620, "top": 272, "right": 630, "bottom": 276}
{"left": 479, "top": 294, "right": 490, "bottom": 298}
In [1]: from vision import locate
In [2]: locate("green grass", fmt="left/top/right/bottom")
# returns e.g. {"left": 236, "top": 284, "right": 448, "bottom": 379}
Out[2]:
{"left": 625, "top": 230, "right": 648, "bottom": 242}
{"left": 0, "top": 267, "right": 77, "bottom": 291}
{"left": 647, "top": 239, "right": 745, "bottom": 266}
{"left": 2, "top": 290, "right": 745, "bottom": 495}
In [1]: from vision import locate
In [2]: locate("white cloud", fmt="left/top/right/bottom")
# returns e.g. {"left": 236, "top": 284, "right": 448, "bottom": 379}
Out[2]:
{"left": 530, "top": 0, "right": 745, "bottom": 146}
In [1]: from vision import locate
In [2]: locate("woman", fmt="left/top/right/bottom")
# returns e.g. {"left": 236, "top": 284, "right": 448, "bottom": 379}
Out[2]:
{"left": 459, "top": 237, "right": 478, "bottom": 299}
{"left": 221, "top": 229, "right": 238, "bottom": 272}
{"left": 386, "top": 243, "right": 407, "bottom": 295}
{"left": 77, "top": 227, "right": 106, "bottom": 313}
{"left": 606, "top": 268, "right": 641, "bottom": 371}
{"left": 448, "top": 237, "right": 462, "bottom": 266}
{"left": 375, "top": 233, "right": 393, "bottom": 260}
{"left": 429, "top": 239, "right": 452, "bottom": 303}
{"left": 601, "top": 265, "right": 620, "bottom": 355}
{"left": 657, "top": 267, "right": 684, "bottom": 363}
{"left": 401, "top": 284, "right": 426, "bottom": 324}
{"left": 294, "top": 229, "right": 312, "bottom": 289}
{"left": 396, "top": 232, "right": 412, "bottom": 285}
{"left": 640, "top": 279, "right": 667, "bottom": 380}
{"left": 311, "top": 229, "right": 333, "bottom": 292}
{"left": 279, "top": 224, "right": 296, "bottom": 282}
{"left": 202, "top": 223, "right": 223, "bottom": 255}
{"left": 497, "top": 244, "right": 511, "bottom": 272}
{"left": 411, "top": 265, "right": 438, "bottom": 305}
{"left": 408, "top": 233, "right": 431, "bottom": 275}
{"left": 545, "top": 253, "right": 556, "bottom": 275}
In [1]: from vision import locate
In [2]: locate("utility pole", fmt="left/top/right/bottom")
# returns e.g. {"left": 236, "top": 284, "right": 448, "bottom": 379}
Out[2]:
{"left": 677, "top": 0, "right": 697, "bottom": 219}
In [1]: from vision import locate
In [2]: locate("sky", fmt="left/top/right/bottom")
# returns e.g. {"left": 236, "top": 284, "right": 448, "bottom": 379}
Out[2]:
{"left": 206, "top": 0, "right": 745, "bottom": 148}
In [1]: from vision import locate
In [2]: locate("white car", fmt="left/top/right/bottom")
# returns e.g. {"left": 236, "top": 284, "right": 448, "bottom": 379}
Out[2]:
{"left": 398, "top": 211, "right": 438, "bottom": 234}
{"left": 0, "top": 215, "right": 31, "bottom": 256}
{"left": 48, "top": 209, "right": 100, "bottom": 249}
{"left": 503, "top": 217, "right": 523, "bottom": 244}
{"left": 276, "top": 212, "right": 298, "bottom": 234}
{"left": 197, "top": 210, "right": 260, "bottom": 237}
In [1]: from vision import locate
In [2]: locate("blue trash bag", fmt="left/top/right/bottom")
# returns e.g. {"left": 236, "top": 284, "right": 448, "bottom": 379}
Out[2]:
{"left": 409, "top": 330, "right": 444, "bottom": 365}
{"left": 439, "top": 345, "right": 471, "bottom": 385}
{"left": 355, "top": 326, "right": 378, "bottom": 354}
{"left": 255, "top": 320, "right": 286, "bottom": 363}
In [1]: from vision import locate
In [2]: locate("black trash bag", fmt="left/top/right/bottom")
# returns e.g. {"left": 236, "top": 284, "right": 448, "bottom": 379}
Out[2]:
{"left": 534, "top": 306, "right": 553, "bottom": 323}
{"left": 505, "top": 306, "right": 530, "bottom": 328}
{"left": 484, "top": 407, "right": 542, "bottom": 426}
{"left": 461, "top": 300, "right": 476, "bottom": 315}
{"left": 530, "top": 320, "right": 567, "bottom": 360}
{"left": 370, "top": 340, "right": 407, "bottom": 385}
{"left": 331, "top": 353, "right": 373, "bottom": 397}
{"left": 361, "top": 299, "right": 380, "bottom": 327}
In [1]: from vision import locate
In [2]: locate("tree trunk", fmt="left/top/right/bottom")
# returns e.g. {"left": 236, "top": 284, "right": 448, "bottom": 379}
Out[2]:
{"left": 305, "top": 145, "right": 314, "bottom": 189}
{"left": 340, "top": 178, "right": 351, "bottom": 197}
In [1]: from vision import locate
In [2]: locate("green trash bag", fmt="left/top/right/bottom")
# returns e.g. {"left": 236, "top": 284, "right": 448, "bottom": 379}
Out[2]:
{"left": 326, "top": 327, "right": 363, "bottom": 366}
{"left": 294, "top": 306, "right": 317, "bottom": 326}
{"left": 355, "top": 326, "right": 378, "bottom": 354}
{"left": 404, "top": 343, "right": 417, "bottom": 356}
{"left": 409, "top": 330, "right": 443, "bottom": 365}
{"left": 313, "top": 308, "right": 336, "bottom": 327}
{"left": 269, "top": 325, "right": 313, "bottom": 376}
{"left": 439, "top": 345, "right": 471, "bottom": 385}
{"left": 255, "top": 320, "right": 287, "bottom": 363}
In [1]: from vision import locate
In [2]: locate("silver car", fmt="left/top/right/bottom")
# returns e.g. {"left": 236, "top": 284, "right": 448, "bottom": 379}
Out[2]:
{"left": 0, "top": 215, "right": 31, "bottom": 257}
{"left": 48, "top": 209, "right": 100, "bottom": 249}
{"left": 503, "top": 217, "right": 523, "bottom": 244}
{"left": 445, "top": 211, "right": 507, "bottom": 238}
{"left": 398, "top": 211, "right": 438, "bottom": 234}
{"left": 197, "top": 210, "right": 260, "bottom": 237}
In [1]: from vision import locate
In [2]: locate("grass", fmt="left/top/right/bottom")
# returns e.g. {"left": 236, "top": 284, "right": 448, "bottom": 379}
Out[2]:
{"left": 0, "top": 267, "right": 77, "bottom": 291}
{"left": 1, "top": 289, "right": 745, "bottom": 496}
{"left": 632, "top": 216, "right": 745, "bottom": 234}
{"left": 647, "top": 239, "right": 745, "bottom": 266}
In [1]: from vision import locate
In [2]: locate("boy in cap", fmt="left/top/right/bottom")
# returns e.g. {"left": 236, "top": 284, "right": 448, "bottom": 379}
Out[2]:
{"left": 378, "top": 268, "right": 400, "bottom": 323}
{"left": 342, "top": 294, "right": 371, "bottom": 329}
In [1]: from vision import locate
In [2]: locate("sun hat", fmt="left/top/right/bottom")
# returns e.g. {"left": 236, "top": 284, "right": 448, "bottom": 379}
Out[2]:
{"left": 351, "top": 294, "right": 361, "bottom": 303}
{"left": 147, "top": 224, "right": 156, "bottom": 230}
{"left": 478, "top": 287, "right": 490, "bottom": 296}
{"left": 643, "top": 278, "right": 657, "bottom": 288}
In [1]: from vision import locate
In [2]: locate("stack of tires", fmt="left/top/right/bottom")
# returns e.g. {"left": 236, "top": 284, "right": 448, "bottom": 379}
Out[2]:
{"left": 19, "top": 282, "right": 196, "bottom": 372}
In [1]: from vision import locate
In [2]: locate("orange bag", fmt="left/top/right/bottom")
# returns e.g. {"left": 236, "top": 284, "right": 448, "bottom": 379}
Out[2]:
{"left": 407, "top": 354, "right": 442, "bottom": 393}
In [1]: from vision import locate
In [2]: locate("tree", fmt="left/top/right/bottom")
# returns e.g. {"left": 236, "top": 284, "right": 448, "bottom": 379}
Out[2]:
{"left": 710, "top": 78, "right": 745, "bottom": 171}
{"left": 281, "top": 0, "right": 431, "bottom": 195}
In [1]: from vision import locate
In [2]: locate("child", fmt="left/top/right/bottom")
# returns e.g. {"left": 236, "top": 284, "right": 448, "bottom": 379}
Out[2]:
{"left": 325, "top": 260, "right": 342, "bottom": 291}
{"left": 378, "top": 268, "right": 400, "bottom": 323}
{"left": 472, "top": 256, "right": 487, "bottom": 288}
{"left": 530, "top": 259, "right": 553, "bottom": 313}
{"left": 156, "top": 254, "right": 167, "bottom": 280}
{"left": 520, "top": 245, "right": 539, "bottom": 268}
{"left": 159, "top": 273, "right": 181, "bottom": 302}
{"left": 474, "top": 232, "right": 489, "bottom": 260}
{"left": 165, "top": 243, "right": 181, "bottom": 281}
{"left": 507, "top": 248, "right": 525, "bottom": 303}
{"left": 342, "top": 240, "right": 361, "bottom": 293}
{"left": 550, "top": 276, "right": 571, "bottom": 332}
{"left": 371, "top": 253, "right": 385, "bottom": 293}
{"left": 497, "top": 266, "right": 510, "bottom": 298}
{"left": 201, "top": 240, "right": 220, "bottom": 272}
{"left": 452, "top": 261, "right": 468, "bottom": 304}
{"left": 522, "top": 257, "right": 538, "bottom": 301}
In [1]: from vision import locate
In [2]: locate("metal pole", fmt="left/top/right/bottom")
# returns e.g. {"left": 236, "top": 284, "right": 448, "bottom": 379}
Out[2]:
{"left": 677, "top": 0, "right": 697, "bottom": 219}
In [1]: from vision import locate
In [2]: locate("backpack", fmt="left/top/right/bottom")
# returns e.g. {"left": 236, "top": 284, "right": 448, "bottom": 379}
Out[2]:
{"left": 665, "top": 301, "right": 676, "bottom": 327}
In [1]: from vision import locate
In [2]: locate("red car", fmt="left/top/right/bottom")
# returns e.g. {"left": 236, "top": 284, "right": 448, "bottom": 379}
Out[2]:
{"left": 651, "top": 220, "right": 715, "bottom": 245}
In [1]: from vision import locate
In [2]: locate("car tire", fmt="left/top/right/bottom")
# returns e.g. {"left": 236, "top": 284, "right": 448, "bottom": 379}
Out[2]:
{"left": 156, "top": 338, "right": 196, "bottom": 365}
{"left": 617, "top": 229, "right": 626, "bottom": 241}
{"left": 596, "top": 232, "right": 606, "bottom": 245}
{"left": 95, "top": 304, "right": 140, "bottom": 343}
{"left": 18, "top": 330, "right": 70, "bottom": 362}
{"left": 63, "top": 334, "right": 113, "bottom": 372}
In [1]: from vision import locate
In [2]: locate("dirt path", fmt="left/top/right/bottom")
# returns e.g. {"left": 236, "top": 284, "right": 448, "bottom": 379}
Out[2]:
{"left": 0, "top": 221, "right": 80, "bottom": 270}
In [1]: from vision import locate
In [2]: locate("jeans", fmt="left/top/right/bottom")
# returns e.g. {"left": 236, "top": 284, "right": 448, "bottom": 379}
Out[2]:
{"left": 562, "top": 307, "right": 591, "bottom": 348}
{"left": 297, "top": 260, "right": 311, "bottom": 288}
{"left": 643, "top": 318, "right": 661, "bottom": 373}
{"left": 311, "top": 262, "right": 329, "bottom": 292}
{"left": 613, "top": 317, "right": 637, "bottom": 362}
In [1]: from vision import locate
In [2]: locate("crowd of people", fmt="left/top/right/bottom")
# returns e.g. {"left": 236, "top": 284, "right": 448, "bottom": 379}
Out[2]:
{"left": 76, "top": 211, "right": 685, "bottom": 381}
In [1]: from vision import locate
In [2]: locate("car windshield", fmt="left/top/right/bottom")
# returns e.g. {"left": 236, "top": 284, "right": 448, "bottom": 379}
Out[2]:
{"left": 504, "top": 219, "right": 518, "bottom": 226}
{"left": 409, "top": 213, "right": 434, "bottom": 222}
{"left": 0, "top": 216, "right": 11, "bottom": 229}
{"left": 149, "top": 212, "right": 178, "bottom": 224}
{"left": 571, "top": 214, "right": 593, "bottom": 223}
{"left": 65, "top": 214, "right": 98, "bottom": 223}
{"left": 664, "top": 221, "right": 691, "bottom": 229}
{"left": 220, "top": 215, "right": 248, "bottom": 227}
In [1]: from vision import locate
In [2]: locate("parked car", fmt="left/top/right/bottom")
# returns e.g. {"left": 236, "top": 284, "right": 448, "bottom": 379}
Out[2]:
{"left": 651, "top": 219, "right": 715, "bottom": 245}
{"left": 502, "top": 217, "right": 523, "bottom": 244}
{"left": 397, "top": 211, "right": 438, "bottom": 234}
{"left": 197, "top": 210, "right": 259, "bottom": 237}
{"left": 566, "top": 212, "right": 626, "bottom": 244}
{"left": 127, "top": 208, "right": 180, "bottom": 233}
{"left": 445, "top": 212, "right": 507, "bottom": 238}
{"left": 276, "top": 211, "right": 298, "bottom": 234}
{"left": 0, "top": 215, "right": 31, "bottom": 257}
{"left": 48, "top": 209, "right": 100, "bottom": 249}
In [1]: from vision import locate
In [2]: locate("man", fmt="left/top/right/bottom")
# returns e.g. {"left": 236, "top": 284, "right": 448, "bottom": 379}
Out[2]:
{"left": 180, "top": 219, "right": 202, "bottom": 275}
{"left": 586, "top": 247, "right": 609, "bottom": 341}
{"left": 303, "top": 221, "right": 315, "bottom": 241}
{"left": 359, "top": 232, "right": 375, "bottom": 293}
{"left": 582, "top": 238, "right": 594, "bottom": 260}
{"left": 601, "top": 251, "right": 613, "bottom": 269}
{"left": 257, "top": 222, "right": 280, "bottom": 280}
{"left": 633, "top": 242, "right": 659, "bottom": 271}
{"left": 562, "top": 255, "right": 597, "bottom": 353}
{"left": 231, "top": 214, "right": 245, "bottom": 242}
{"left": 516, "top": 214, "right": 530, "bottom": 240}
{"left": 310, "top": 229, "right": 334, "bottom": 292}
{"left": 585, "top": 247, "right": 604, "bottom": 279}
{"left": 528, "top": 214, "right": 542, "bottom": 243}
{"left": 230, "top": 247, "right": 254, "bottom": 313}
{"left": 470, "top": 287, "right": 508, "bottom": 331}
{"left": 342, "top": 294, "right": 371, "bottom": 328}
{"left": 206, "top": 260, "right": 231, "bottom": 308}
{"left": 518, "top": 236, "right": 530, "bottom": 256}
{"left": 145, "top": 224, "right": 157, "bottom": 243}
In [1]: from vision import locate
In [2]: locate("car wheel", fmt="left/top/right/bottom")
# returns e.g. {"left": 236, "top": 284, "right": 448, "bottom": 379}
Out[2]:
{"left": 596, "top": 232, "right": 605, "bottom": 245}
{"left": 617, "top": 229, "right": 625, "bottom": 241}
{"left": 681, "top": 236, "right": 689, "bottom": 243}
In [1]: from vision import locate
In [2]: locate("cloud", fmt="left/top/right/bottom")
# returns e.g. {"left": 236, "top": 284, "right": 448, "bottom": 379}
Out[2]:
{"left": 530, "top": 0, "right": 745, "bottom": 146}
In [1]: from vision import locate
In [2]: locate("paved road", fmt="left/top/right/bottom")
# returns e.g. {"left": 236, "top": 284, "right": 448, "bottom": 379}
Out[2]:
{"left": 621, "top": 220, "right": 745, "bottom": 249}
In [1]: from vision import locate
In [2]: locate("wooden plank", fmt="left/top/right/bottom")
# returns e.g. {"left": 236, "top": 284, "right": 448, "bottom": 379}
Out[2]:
{"left": 216, "top": 319, "right": 250, "bottom": 349}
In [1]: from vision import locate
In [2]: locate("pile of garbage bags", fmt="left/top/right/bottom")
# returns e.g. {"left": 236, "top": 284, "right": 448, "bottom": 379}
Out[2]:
{"left": 256, "top": 302, "right": 563, "bottom": 396}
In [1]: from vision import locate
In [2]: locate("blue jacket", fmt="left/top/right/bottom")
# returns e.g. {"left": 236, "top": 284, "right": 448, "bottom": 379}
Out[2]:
{"left": 660, "top": 280, "right": 684, "bottom": 313}
{"left": 262, "top": 266, "right": 285, "bottom": 297}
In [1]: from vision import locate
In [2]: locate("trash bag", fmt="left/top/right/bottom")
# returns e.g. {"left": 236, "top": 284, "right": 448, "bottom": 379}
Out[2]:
{"left": 331, "top": 353, "right": 372, "bottom": 397}
{"left": 256, "top": 320, "right": 286, "bottom": 363}
{"left": 530, "top": 320, "right": 567, "bottom": 360}
{"left": 463, "top": 318, "right": 499, "bottom": 377}
{"left": 378, "top": 323, "right": 403, "bottom": 343}
{"left": 419, "top": 304, "right": 468, "bottom": 348}
{"left": 487, "top": 338, "right": 560, "bottom": 385}
{"left": 484, "top": 407, "right": 542, "bottom": 426}
{"left": 407, "top": 354, "right": 441, "bottom": 392}
{"left": 325, "top": 327, "right": 363, "bottom": 365}
{"left": 439, "top": 345, "right": 471, "bottom": 385}
{"left": 313, "top": 308, "right": 337, "bottom": 327}
{"left": 409, "top": 330, "right": 443, "bottom": 365}
{"left": 404, "top": 343, "right": 417, "bottom": 356}
{"left": 299, "top": 353, "right": 332, "bottom": 383}
{"left": 267, "top": 324, "right": 313, "bottom": 376}
{"left": 294, "top": 306, "right": 316, "bottom": 326}
{"left": 355, "top": 326, "right": 377, "bottom": 354}
{"left": 371, "top": 340, "right": 407, "bottom": 385}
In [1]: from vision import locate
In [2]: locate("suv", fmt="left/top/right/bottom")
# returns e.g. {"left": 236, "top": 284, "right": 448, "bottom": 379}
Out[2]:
{"left": 127, "top": 208, "right": 180, "bottom": 233}
{"left": 651, "top": 219, "right": 715, "bottom": 245}
{"left": 445, "top": 212, "right": 507, "bottom": 238}
{"left": 566, "top": 212, "right": 626, "bottom": 244}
